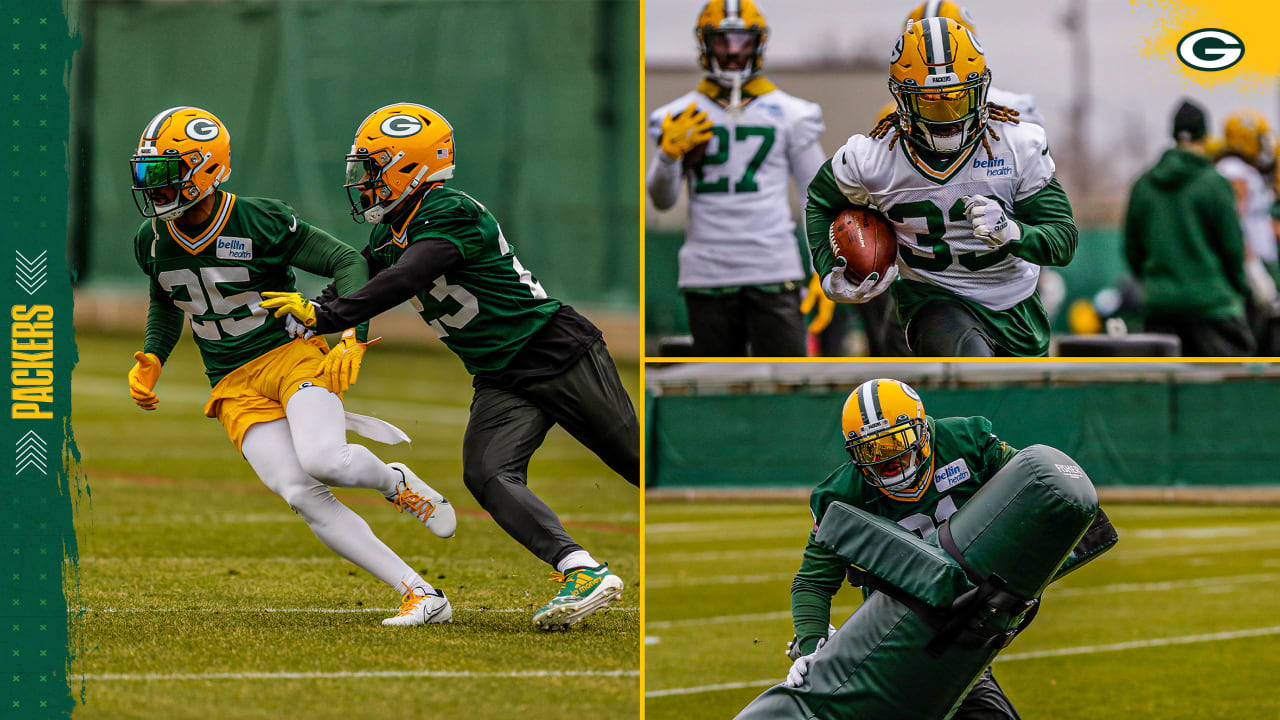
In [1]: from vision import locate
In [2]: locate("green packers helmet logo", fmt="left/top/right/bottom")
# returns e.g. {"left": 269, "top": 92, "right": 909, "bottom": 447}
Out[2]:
{"left": 298, "top": 381, "right": 314, "bottom": 390}
{"left": 380, "top": 114, "right": 423, "bottom": 137}
{"left": 185, "top": 118, "right": 220, "bottom": 141}
{"left": 890, "top": 35, "right": 904, "bottom": 63}
{"left": 1176, "top": 28, "right": 1244, "bottom": 72}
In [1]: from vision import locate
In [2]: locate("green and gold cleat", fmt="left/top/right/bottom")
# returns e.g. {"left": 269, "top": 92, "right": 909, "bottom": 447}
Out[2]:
{"left": 533, "top": 563, "right": 624, "bottom": 631}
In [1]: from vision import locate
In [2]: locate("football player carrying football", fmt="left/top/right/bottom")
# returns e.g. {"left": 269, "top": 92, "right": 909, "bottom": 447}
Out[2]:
{"left": 787, "top": 379, "right": 1022, "bottom": 717}
{"left": 647, "top": 0, "right": 826, "bottom": 356}
{"left": 128, "top": 106, "right": 456, "bottom": 627}
{"left": 807, "top": 18, "right": 1078, "bottom": 356}
{"left": 260, "top": 103, "right": 639, "bottom": 631}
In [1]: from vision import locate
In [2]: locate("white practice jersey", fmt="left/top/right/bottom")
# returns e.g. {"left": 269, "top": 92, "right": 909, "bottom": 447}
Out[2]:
{"left": 647, "top": 88, "right": 825, "bottom": 288}
{"left": 831, "top": 120, "right": 1055, "bottom": 311}
{"left": 1216, "top": 155, "right": 1277, "bottom": 264}
{"left": 988, "top": 86, "right": 1043, "bottom": 127}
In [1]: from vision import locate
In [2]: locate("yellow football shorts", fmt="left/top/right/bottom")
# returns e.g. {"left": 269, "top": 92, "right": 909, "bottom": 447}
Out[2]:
{"left": 203, "top": 336, "right": 335, "bottom": 452}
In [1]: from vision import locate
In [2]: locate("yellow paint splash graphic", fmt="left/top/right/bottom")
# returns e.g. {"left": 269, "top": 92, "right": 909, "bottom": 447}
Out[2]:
{"left": 1135, "top": 0, "right": 1280, "bottom": 95}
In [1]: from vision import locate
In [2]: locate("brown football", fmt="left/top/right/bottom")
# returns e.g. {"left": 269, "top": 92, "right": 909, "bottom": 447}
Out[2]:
{"left": 828, "top": 208, "right": 897, "bottom": 283}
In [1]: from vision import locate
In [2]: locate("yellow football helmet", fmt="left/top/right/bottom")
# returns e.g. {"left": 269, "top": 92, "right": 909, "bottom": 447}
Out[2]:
{"left": 696, "top": 0, "right": 768, "bottom": 87}
{"left": 130, "top": 106, "right": 231, "bottom": 220}
{"left": 1223, "top": 109, "right": 1275, "bottom": 168}
{"left": 889, "top": 17, "right": 990, "bottom": 155}
{"left": 345, "top": 103, "right": 455, "bottom": 224}
{"left": 841, "top": 379, "right": 934, "bottom": 502}
{"left": 906, "top": 0, "right": 978, "bottom": 34}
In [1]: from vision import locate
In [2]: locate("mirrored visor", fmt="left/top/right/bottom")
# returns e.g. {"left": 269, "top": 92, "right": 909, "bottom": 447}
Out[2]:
{"left": 848, "top": 425, "right": 919, "bottom": 466}
{"left": 345, "top": 157, "right": 377, "bottom": 187}
{"left": 131, "top": 157, "right": 185, "bottom": 190}
{"left": 906, "top": 87, "right": 980, "bottom": 123}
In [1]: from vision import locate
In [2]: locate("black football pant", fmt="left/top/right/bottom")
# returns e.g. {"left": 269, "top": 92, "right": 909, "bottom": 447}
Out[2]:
{"left": 953, "top": 667, "right": 1022, "bottom": 720}
{"left": 461, "top": 339, "right": 639, "bottom": 568}
{"left": 685, "top": 286, "right": 807, "bottom": 356}
{"left": 907, "top": 301, "right": 1012, "bottom": 357}
{"left": 1145, "top": 314, "right": 1256, "bottom": 356}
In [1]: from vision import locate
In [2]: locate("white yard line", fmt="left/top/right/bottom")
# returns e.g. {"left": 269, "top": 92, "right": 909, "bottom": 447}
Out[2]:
{"left": 648, "top": 572, "right": 1280, "bottom": 626}
{"left": 647, "top": 547, "right": 802, "bottom": 564}
{"left": 74, "top": 606, "right": 638, "bottom": 614}
{"left": 84, "top": 669, "right": 639, "bottom": 682}
{"left": 645, "top": 625, "right": 1280, "bottom": 698}
{"left": 1129, "top": 522, "right": 1280, "bottom": 539}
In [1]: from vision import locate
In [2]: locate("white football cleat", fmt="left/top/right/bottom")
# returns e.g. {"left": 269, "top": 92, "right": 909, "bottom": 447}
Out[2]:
{"left": 387, "top": 462, "right": 456, "bottom": 538}
{"left": 382, "top": 587, "right": 452, "bottom": 627}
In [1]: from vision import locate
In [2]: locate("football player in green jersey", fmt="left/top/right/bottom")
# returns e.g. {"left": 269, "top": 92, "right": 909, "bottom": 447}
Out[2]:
{"left": 127, "top": 106, "right": 457, "bottom": 626}
{"left": 787, "top": 379, "right": 1022, "bottom": 718}
{"left": 260, "top": 103, "right": 639, "bottom": 631}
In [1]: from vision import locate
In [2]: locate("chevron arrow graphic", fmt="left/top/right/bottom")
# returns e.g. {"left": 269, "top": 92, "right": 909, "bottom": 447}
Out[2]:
{"left": 15, "top": 249, "right": 49, "bottom": 295}
{"left": 15, "top": 430, "right": 48, "bottom": 475}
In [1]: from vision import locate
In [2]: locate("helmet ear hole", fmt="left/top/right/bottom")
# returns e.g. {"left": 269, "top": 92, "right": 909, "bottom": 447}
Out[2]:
{"left": 204, "top": 164, "right": 219, "bottom": 175}
{"left": 399, "top": 162, "right": 419, "bottom": 174}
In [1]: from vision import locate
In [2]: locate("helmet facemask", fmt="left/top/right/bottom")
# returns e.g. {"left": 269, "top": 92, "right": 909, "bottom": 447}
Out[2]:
{"left": 130, "top": 149, "right": 211, "bottom": 220}
{"left": 344, "top": 146, "right": 430, "bottom": 225}
{"left": 891, "top": 70, "right": 990, "bottom": 155}
{"left": 701, "top": 25, "right": 764, "bottom": 88}
{"left": 846, "top": 417, "right": 932, "bottom": 499}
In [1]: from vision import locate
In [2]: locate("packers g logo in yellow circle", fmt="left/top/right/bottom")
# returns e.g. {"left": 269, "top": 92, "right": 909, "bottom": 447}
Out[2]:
{"left": 380, "top": 114, "right": 423, "bottom": 137}
{"left": 1176, "top": 28, "right": 1244, "bottom": 72}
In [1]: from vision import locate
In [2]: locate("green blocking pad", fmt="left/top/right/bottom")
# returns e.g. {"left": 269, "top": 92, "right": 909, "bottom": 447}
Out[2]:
{"left": 814, "top": 504, "right": 975, "bottom": 609}
{"left": 735, "top": 445, "right": 1104, "bottom": 720}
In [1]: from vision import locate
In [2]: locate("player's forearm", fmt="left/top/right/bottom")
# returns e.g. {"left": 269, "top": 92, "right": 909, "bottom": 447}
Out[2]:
{"left": 143, "top": 280, "right": 183, "bottom": 364}
{"left": 646, "top": 152, "right": 682, "bottom": 210}
{"left": 289, "top": 226, "right": 371, "bottom": 340}
{"left": 791, "top": 537, "right": 848, "bottom": 655}
{"left": 312, "top": 237, "right": 462, "bottom": 334}
{"left": 791, "top": 585, "right": 836, "bottom": 656}
{"left": 805, "top": 161, "right": 855, "bottom": 277}
{"left": 1010, "top": 179, "right": 1077, "bottom": 267}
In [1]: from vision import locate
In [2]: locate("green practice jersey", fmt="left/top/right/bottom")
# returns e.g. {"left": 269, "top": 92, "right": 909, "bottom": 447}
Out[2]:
{"left": 366, "top": 186, "right": 561, "bottom": 374}
{"left": 133, "top": 191, "right": 306, "bottom": 386}
{"left": 791, "top": 415, "right": 1018, "bottom": 654}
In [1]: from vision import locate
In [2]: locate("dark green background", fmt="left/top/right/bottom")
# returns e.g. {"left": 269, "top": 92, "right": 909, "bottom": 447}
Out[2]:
{"left": 647, "top": 378, "right": 1280, "bottom": 488}
{"left": 69, "top": 0, "right": 640, "bottom": 310}
{"left": 2, "top": 4, "right": 80, "bottom": 719}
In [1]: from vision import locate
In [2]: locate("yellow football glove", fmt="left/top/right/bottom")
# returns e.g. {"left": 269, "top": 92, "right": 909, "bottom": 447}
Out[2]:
{"left": 321, "top": 329, "right": 380, "bottom": 395}
{"left": 801, "top": 273, "right": 836, "bottom": 335}
{"left": 259, "top": 291, "right": 318, "bottom": 327}
{"left": 659, "top": 102, "right": 714, "bottom": 161}
{"left": 127, "top": 351, "right": 162, "bottom": 411}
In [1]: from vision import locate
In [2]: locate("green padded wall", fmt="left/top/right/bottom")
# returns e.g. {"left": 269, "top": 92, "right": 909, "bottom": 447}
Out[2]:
{"left": 648, "top": 379, "right": 1280, "bottom": 488}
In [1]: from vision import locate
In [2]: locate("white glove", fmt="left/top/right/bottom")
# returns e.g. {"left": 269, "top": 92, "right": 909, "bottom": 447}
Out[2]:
{"left": 1245, "top": 257, "right": 1278, "bottom": 306}
{"left": 284, "top": 314, "right": 315, "bottom": 340}
{"left": 821, "top": 263, "right": 897, "bottom": 304}
{"left": 784, "top": 637, "right": 827, "bottom": 688}
{"left": 786, "top": 624, "right": 837, "bottom": 661}
{"left": 962, "top": 194, "right": 1021, "bottom": 248}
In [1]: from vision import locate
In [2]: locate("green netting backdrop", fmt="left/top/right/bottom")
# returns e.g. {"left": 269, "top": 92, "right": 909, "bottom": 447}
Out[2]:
{"left": 647, "top": 379, "right": 1280, "bottom": 487}
{"left": 71, "top": 0, "right": 639, "bottom": 309}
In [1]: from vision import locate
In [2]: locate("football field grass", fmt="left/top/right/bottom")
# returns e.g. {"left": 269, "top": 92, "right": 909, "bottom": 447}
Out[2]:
{"left": 67, "top": 331, "right": 639, "bottom": 719}
{"left": 645, "top": 499, "right": 1280, "bottom": 718}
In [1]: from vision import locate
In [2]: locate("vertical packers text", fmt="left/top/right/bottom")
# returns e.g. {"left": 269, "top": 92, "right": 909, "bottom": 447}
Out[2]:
{"left": 12, "top": 305, "right": 53, "bottom": 419}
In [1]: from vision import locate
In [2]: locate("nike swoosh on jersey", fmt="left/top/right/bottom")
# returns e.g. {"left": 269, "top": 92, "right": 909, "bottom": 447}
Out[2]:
{"left": 289, "top": 215, "right": 298, "bottom": 232}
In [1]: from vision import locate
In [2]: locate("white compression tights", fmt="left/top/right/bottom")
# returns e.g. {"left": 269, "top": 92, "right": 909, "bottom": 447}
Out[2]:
{"left": 239, "top": 388, "right": 426, "bottom": 594}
